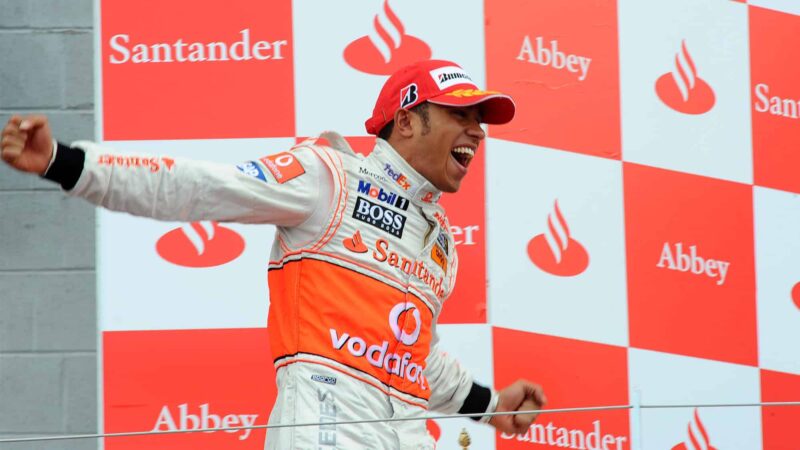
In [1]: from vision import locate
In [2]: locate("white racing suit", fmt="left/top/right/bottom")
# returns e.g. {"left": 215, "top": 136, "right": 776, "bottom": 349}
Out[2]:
{"left": 44, "top": 132, "right": 497, "bottom": 449}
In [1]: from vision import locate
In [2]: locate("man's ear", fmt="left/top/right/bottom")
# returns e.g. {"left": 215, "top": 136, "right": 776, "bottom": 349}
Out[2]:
{"left": 393, "top": 109, "right": 415, "bottom": 138}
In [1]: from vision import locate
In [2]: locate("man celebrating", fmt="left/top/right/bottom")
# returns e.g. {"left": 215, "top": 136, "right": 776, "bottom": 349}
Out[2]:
{"left": 1, "top": 59, "right": 545, "bottom": 449}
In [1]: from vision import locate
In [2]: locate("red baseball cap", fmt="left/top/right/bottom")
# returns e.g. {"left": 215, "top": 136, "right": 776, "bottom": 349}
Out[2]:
{"left": 365, "top": 59, "right": 516, "bottom": 135}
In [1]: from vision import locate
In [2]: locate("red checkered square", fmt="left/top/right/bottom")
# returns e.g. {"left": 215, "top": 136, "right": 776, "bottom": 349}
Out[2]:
{"left": 761, "top": 369, "right": 800, "bottom": 450}
{"left": 485, "top": 0, "right": 620, "bottom": 158}
{"left": 493, "top": 328, "right": 629, "bottom": 449}
{"left": 751, "top": 5, "right": 800, "bottom": 194}
{"left": 625, "top": 163, "right": 757, "bottom": 366}
{"left": 104, "top": 329, "right": 276, "bottom": 449}
{"left": 101, "top": 0, "right": 294, "bottom": 140}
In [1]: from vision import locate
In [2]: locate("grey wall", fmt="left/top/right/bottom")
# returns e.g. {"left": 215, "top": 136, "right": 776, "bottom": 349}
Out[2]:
{"left": 0, "top": 1, "right": 97, "bottom": 449}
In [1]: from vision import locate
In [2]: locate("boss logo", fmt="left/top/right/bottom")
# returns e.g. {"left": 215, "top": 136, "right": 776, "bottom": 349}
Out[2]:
{"left": 352, "top": 197, "right": 406, "bottom": 238}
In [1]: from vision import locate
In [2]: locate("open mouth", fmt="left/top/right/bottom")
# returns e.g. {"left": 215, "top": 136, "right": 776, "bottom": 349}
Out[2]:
{"left": 451, "top": 146, "right": 475, "bottom": 168}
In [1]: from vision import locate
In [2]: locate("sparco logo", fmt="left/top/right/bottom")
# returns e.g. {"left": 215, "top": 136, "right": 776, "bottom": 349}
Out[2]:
{"left": 329, "top": 302, "right": 428, "bottom": 390}
{"left": 358, "top": 180, "right": 409, "bottom": 210}
{"left": 353, "top": 197, "right": 406, "bottom": 238}
{"left": 343, "top": 0, "right": 431, "bottom": 75}
{"left": 109, "top": 29, "right": 288, "bottom": 64}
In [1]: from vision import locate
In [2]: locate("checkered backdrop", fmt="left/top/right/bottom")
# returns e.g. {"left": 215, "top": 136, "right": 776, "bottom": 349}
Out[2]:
{"left": 95, "top": 0, "right": 800, "bottom": 449}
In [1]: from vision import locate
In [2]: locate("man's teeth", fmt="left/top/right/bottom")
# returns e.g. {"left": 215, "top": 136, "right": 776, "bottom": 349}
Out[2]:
{"left": 452, "top": 147, "right": 475, "bottom": 158}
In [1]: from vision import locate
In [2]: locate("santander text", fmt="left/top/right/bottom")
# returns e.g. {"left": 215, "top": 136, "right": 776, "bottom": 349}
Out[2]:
{"left": 656, "top": 242, "right": 730, "bottom": 286}
{"left": 754, "top": 83, "right": 800, "bottom": 120}
{"left": 152, "top": 403, "right": 258, "bottom": 441}
{"left": 109, "top": 29, "right": 288, "bottom": 64}
{"left": 500, "top": 419, "right": 626, "bottom": 450}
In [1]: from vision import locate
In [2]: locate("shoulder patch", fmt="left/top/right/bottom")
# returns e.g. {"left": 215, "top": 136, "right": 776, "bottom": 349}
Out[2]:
{"left": 236, "top": 161, "right": 268, "bottom": 182}
{"left": 260, "top": 152, "right": 305, "bottom": 184}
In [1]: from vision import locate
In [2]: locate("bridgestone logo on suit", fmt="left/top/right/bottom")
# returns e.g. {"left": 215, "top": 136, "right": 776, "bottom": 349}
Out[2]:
{"left": 353, "top": 197, "right": 406, "bottom": 238}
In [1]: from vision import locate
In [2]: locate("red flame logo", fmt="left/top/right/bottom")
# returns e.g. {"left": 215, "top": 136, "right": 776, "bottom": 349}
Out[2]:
{"left": 343, "top": 0, "right": 431, "bottom": 75}
{"left": 671, "top": 409, "right": 717, "bottom": 450}
{"left": 527, "top": 200, "right": 589, "bottom": 277}
{"left": 343, "top": 230, "right": 369, "bottom": 253}
{"left": 426, "top": 419, "right": 441, "bottom": 442}
{"left": 156, "top": 221, "right": 245, "bottom": 268}
{"left": 792, "top": 282, "right": 800, "bottom": 310}
{"left": 656, "top": 40, "right": 715, "bottom": 114}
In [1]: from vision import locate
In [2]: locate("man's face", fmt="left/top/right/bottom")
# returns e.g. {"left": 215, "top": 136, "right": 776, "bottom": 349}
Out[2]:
{"left": 408, "top": 103, "right": 485, "bottom": 193}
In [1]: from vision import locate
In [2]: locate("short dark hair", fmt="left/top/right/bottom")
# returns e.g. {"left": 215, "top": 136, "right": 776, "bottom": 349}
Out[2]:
{"left": 377, "top": 102, "right": 431, "bottom": 140}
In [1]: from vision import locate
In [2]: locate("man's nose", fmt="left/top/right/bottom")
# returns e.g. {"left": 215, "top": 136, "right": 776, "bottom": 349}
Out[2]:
{"left": 466, "top": 121, "right": 486, "bottom": 141}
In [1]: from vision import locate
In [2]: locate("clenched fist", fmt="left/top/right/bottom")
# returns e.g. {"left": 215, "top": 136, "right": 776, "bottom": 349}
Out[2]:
{"left": 489, "top": 379, "right": 547, "bottom": 434}
{"left": 1, "top": 115, "right": 54, "bottom": 175}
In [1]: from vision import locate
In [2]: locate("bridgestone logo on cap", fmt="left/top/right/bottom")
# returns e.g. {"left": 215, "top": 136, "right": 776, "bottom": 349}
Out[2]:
{"left": 429, "top": 66, "right": 474, "bottom": 90}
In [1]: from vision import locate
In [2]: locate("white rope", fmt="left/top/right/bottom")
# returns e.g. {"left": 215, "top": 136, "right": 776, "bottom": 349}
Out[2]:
{"left": 0, "top": 401, "right": 797, "bottom": 444}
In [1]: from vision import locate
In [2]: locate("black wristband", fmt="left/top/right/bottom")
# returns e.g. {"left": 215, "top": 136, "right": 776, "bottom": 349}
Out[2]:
{"left": 43, "top": 142, "right": 85, "bottom": 190}
{"left": 458, "top": 382, "right": 492, "bottom": 421}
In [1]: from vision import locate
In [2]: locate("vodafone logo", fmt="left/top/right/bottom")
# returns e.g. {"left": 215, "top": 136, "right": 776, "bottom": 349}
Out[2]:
{"left": 671, "top": 409, "right": 717, "bottom": 450}
{"left": 792, "top": 282, "right": 800, "bottom": 310}
{"left": 656, "top": 40, "right": 715, "bottom": 115}
{"left": 328, "top": 301, "right": 428, "bottom": 390}
{"left": 389, "top": 302, "right": 421, "bottom": 345}
{"left": 156, "top": 221, "right": 245, "bottom": 268}
{"left": 343, "top": 0, "right": 431, "bottom": 75}
{"left": 527, "top": 201, "right": 589, "bottom": 277}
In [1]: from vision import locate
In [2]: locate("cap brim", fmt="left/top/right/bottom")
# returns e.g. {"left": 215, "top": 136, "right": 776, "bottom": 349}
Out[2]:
{"left": 428, "top": 91, "right": 516, "bottom": 125}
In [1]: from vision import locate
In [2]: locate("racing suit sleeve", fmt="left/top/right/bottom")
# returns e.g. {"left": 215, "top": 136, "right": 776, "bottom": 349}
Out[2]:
{"left": 43, "top": 140, "right": 325, "bottom": 226}
{"left": 425, "top": 335, "right": 498, "bottom": 422}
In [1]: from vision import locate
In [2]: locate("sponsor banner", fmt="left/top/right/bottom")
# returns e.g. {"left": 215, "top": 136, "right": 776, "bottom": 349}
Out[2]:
{"left": 103, "top": 328, "right": 276, "bottom": 450}
{"left": 101, "top": 0, "right": 294, "bottom": 140}
{"left": 629, "top": 348, "right": 761, "bottom": 450}
{"left": 97, "top": 138, "right": 294, "bottom": 331}
{"left": 292, "top": 0, "right": 486, "bottom": 136}
{"left": 439, "top": 143, "right": 487, "bottom": 324}
{"left": 485, "top": 0, "right": 620, "bottom": 158}
{"left": 618, "top": 0, "right": 752, "bottom": 183}
{"left": 754, "top": 187, "right": 800, "bottom": 375}
{"left": 751, "top": 5, "right": 800, "bottom": 193}
{"left": 487, "top": 139, "right": 627, "bottom": 346}
{"left": 493, "top": 328, "right": 629, "bottom": 450}
{"left": 761, "top": 369, "right": 800, "bottom": 449}
{"left": 624, "top": 163, "right": 756, "bottom": 366}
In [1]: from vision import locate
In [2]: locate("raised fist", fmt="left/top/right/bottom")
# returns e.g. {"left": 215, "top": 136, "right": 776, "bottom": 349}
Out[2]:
{"left": 1, "top": 115, "right": 54, "bottom": 175}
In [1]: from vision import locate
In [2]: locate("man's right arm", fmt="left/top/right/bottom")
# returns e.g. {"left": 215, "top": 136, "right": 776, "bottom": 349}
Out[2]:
{"left": 1, "top": 115, "right": 327, "bottom": 226}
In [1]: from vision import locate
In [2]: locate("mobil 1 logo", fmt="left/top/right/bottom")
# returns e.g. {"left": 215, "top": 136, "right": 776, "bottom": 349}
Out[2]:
{"left": 353, "top": 197, "right": 406, "bottom": 238}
